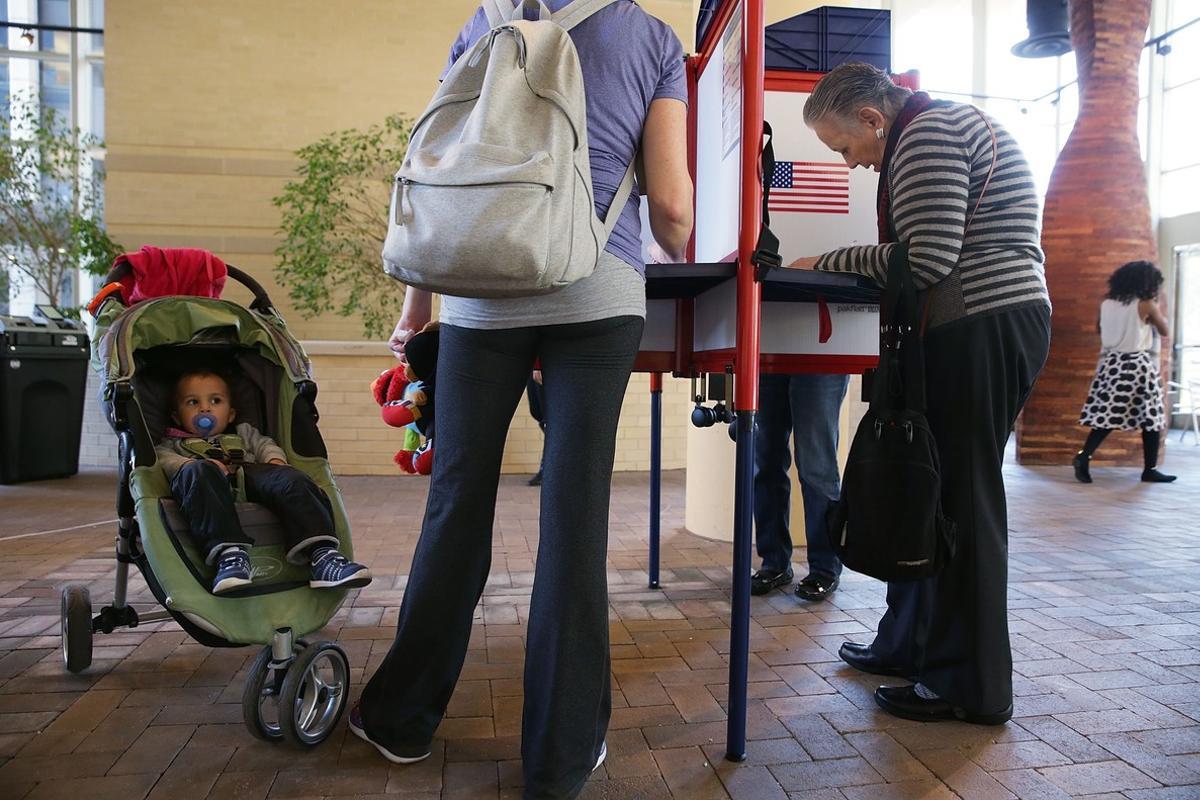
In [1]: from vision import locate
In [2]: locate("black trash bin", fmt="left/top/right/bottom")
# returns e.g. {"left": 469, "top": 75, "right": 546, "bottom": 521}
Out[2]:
{"left": 0, "top": 307, "right": 91, "bottom": 484}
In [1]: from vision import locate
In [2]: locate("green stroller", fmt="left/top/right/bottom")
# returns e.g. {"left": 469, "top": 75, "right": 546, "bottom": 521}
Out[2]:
{"left": 61, "top": 259, "right": 355, "bottom": 747}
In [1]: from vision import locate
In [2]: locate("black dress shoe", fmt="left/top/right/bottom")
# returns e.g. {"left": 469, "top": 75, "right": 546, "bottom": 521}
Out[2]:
{"left": 794, "top": 573, "right": 839, "bottom": 602}
{"left": 750, "top": 568, "right": 793, "bottom": 596}
{"left": 838, "top": 642, "right": 911, "bottom": 679}
{"left": 874, "top": 684, "right": 1012, "bottom": 726}
{"left": 528, "top": 469, "right": 543, "bottom": 486}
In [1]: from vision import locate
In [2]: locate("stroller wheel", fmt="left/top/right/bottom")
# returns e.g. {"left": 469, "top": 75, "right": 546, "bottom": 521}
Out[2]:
{"left": 279, "top": 641, "right": 350, "bottom": 748}
{"left": 242, "top": 645, "right": 287, "bottom": 742}
{"left": 61, "top": 585, "right": 93, "bottom": 674}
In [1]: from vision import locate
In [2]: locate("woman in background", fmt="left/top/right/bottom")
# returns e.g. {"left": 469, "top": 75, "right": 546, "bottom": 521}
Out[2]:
{"left": 1074, "top": 260, "right": 1175, "bottom": 484}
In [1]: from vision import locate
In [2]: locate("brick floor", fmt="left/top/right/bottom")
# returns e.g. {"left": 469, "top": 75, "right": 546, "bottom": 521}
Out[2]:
{"left": 2, "top": 444, "right": 1200, "bottom": 798}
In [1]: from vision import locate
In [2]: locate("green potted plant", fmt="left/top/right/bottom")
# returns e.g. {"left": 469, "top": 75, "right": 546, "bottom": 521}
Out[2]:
{"left": 273, "top": 113, "right": 412, "bottom": 338}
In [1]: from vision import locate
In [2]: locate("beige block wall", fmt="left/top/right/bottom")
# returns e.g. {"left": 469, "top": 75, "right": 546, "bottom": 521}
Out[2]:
{"left": 96, "top": 0, "right": 694, "bottom": 474}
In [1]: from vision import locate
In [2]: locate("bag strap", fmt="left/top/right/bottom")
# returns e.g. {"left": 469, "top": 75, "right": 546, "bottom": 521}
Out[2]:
{"left": 752, "top": 121, "right": 783, "bottom": 279}
{"left": 965, "top": 107, "right": 998, "bottom": 233}
{"left": 879, "top": 108, "right": 1000, "bottom": 410}
{"left": 484, "top": 0, "right": 550, "bottom": 26}
{"left": 552, "top": 0, "right": 622, "bottom": 32}
{"left": 602, "top": 160, "right": 637, "bottom": 239}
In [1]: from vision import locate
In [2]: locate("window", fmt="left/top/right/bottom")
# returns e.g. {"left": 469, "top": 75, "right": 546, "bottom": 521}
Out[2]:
{"left": 0, "top": 0, "right": 106, "bottom": 314}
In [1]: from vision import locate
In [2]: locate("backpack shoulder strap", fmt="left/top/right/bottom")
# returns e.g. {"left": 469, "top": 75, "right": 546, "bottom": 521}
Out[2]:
{"left": 547, "top": 0, "right": 633, "bottom": 236}
{"left": 551, "top": 0, "right": 622, "bottom": 32}
{"left": 602, "top": 161, "right": 636, "bottom": 238}
{"left": 483, "top": 0, "right": 551, "bottom": 27}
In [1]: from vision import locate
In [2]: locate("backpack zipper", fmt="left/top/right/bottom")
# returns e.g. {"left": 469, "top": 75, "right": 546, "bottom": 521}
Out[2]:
{"left": 394, "top": 176, "right": 553, "bottom": 227}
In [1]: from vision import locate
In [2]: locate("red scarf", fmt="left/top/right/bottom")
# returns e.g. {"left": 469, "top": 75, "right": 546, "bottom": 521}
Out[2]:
{"left": 877, "top": 92, "right": 939, "bottom": 244}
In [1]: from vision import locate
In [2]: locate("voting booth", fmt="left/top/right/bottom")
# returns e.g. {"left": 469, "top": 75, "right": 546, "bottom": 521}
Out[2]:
{"left": 631, "top": 0, "right": 914, "bottom": 761}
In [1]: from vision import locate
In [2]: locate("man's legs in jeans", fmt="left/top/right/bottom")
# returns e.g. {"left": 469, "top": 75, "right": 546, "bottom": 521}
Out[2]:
{"left": 359, "top": 324, "right": 535, "bottom": 756}
{"left": 753, "top": 374, "right": 796, "bottom": 576}
{"left": 788, "top": 374, "right": 848, "bottom": 581}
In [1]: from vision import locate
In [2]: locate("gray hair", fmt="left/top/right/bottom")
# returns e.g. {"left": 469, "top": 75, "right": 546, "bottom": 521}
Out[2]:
{"left": 802, "top": 62, "right": 912, "bottom": 128}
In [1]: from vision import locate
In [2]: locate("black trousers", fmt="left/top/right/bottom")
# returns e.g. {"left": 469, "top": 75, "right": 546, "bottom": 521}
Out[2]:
{"left": 171, "top": 460, "right": 337, "bottom": 565}
{"left": 360, "top": 316, "right": 644, "bottom": 800}
{"left": 871, "top": 304, "right": 1050, "bottom": 715}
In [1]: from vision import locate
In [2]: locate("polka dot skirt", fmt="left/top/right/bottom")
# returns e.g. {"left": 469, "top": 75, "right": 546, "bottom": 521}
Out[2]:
{"left": 1079, "top": 350, "right": 1165, "bottom": 432}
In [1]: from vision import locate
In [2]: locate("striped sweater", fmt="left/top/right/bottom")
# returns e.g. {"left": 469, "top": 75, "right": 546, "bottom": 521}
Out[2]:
{"left": 815, "top": 102, "right": 1050, "bottom": 329}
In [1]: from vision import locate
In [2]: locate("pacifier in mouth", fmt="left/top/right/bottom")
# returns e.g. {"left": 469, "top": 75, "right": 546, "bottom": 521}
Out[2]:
{"left": 193, "top": 412, "right": 218, "bottom": 435}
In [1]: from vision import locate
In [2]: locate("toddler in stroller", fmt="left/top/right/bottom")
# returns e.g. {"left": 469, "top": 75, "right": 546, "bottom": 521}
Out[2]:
{"left": 157, "top": 367, "right": 370, "bottom": 594}
{"left": 59, "top": 247, "right": 366, "bottom": 747}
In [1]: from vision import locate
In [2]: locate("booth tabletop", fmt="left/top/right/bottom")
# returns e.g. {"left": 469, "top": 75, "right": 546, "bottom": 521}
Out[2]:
{"left": 645, "top": 262, "right": 880, "bottom": 304}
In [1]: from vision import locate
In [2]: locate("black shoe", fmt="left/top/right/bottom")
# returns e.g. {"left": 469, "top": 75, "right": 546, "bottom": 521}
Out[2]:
{"left": 794, "top": 573, "right": 839, "bottom": 602}
{"left": 750, "top": 568, "right": 793, "bottom": 596}
{"left": 838, "top": 642, "right": 912, "bottom": 679}
{"left": 528, "top": 469, "right": 543, "bottom": 486}
{"left": 1073, "top": 452, "right": 1093, "bottom": 483}
{"left": 1142, "top": 468, "right": 1176, "bottom": 483}
{"left": 874, "top": 685, "right": 1012, "bottom": 726}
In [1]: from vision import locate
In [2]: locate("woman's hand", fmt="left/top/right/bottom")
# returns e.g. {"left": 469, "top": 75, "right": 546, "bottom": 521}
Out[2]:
{"left": 389, "top": 289, "right": 434, "bottom": 362}
{"left": 787, "top": 255, "right": 820, "bottom": 270}
{"left": 388, "top": 319, "right": 418, "bottom": 363}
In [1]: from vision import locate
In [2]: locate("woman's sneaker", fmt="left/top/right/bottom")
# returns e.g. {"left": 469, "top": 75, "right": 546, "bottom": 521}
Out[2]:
{"left": 348, "top": 702, "right": 430, "bottom": 764}
{"left": 212, "top": 547, "right": 252, "bottom": 594}
{"left": 310, "top": 548, "right": 373, "bottom": 589}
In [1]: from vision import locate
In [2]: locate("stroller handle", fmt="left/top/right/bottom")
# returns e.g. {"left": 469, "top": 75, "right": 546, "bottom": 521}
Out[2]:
{"left": 102, "top": 261, "right": 276, "bottom": 314}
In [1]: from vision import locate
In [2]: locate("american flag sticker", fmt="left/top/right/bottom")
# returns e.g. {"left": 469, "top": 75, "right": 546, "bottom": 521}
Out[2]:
{"left": 768, "top": 161, "right": 851, "bottom": 215}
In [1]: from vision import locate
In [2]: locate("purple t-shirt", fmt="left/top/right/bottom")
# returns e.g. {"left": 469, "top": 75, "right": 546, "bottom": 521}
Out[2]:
{"left": 443, "top": 0, "right": 687, "bottom": 272}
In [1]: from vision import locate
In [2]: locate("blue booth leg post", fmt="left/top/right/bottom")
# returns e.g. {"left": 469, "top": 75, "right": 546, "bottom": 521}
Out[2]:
{"left": 648, "top": 376, "right": 663, "bottom": 590}
{"left": 725, "top": 409, "right": 756, "bottom": 762}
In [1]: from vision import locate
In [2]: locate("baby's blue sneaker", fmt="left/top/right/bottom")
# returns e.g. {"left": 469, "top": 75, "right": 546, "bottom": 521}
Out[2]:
{"left": 212, "top": 548, "right": 252, "bottom": 594}
{"left": 310, "top": 548, "right": 372, "bottom": 589}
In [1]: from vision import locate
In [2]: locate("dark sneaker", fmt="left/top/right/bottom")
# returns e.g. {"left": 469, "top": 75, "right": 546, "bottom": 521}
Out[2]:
{"left": 1142, "top": 468, "right": 1177, "bottom": 483}
{"left": 212, "top": 548, "right": 252, "bottom": 594}
{"left": 348, "top": 702, "right": 431, "bottom": 764}
{"left": 310, "top": 549, "right": 373, "bottom": 589}
{"left": 794, "top": 573, "right": 839, "bottom": 602}
{"left": 750, "top": 568, "right": 793, "bottom": 596}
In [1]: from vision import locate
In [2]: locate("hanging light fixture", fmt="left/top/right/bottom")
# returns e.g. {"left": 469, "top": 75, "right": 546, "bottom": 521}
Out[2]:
{"left": 1012, "top": 0, "right": 1072, "bottom": 58}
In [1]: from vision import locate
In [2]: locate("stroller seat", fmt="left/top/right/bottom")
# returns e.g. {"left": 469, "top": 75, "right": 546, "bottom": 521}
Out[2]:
{"left": 160, "top": 500, "right": 287, "bottom": 548}
{"left": 158, "top": 499, "right": 313, "bottom": 592}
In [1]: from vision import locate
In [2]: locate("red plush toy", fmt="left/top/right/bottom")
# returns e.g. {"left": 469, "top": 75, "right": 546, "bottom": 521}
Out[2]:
{"left": 371, "top": 364, "right": 432, "bottom": 474}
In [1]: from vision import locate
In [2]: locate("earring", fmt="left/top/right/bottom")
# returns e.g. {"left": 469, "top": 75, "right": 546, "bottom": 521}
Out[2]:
{"left": 875, "top": 127, "right": 885, "bottom": 140}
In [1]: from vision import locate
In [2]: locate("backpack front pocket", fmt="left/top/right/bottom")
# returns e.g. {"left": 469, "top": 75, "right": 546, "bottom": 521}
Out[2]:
{"left": 383, "top": 145, "right": 559, "bottom": 297}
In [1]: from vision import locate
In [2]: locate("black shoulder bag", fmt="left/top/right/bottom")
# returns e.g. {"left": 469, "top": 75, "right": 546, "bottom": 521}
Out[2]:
{"left": 828, "top": 243, "right": 955, "bottom": 581}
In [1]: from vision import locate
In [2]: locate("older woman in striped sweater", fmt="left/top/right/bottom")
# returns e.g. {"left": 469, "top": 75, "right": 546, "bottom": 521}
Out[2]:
{"left": 789, "top": 62, "right": 1051, "bottom": 725}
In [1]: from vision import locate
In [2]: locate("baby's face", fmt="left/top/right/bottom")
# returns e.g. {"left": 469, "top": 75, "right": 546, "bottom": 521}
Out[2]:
{"left": 174, "top": 373, "right": 236, "bottom": 436}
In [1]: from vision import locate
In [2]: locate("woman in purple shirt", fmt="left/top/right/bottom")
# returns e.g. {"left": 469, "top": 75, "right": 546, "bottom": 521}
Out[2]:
{"left": 352, "top": 3, "right": 693, "bottom": 797}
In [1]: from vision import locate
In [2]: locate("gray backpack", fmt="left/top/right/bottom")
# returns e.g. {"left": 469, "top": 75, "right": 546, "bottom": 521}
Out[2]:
{"left": 381, "top": 0, "right": 634, "bottom": 298}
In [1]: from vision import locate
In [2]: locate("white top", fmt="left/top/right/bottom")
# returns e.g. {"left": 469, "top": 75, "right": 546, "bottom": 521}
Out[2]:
{"left": 1100, "top": 298, "right": 1153, "bottom": 353}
